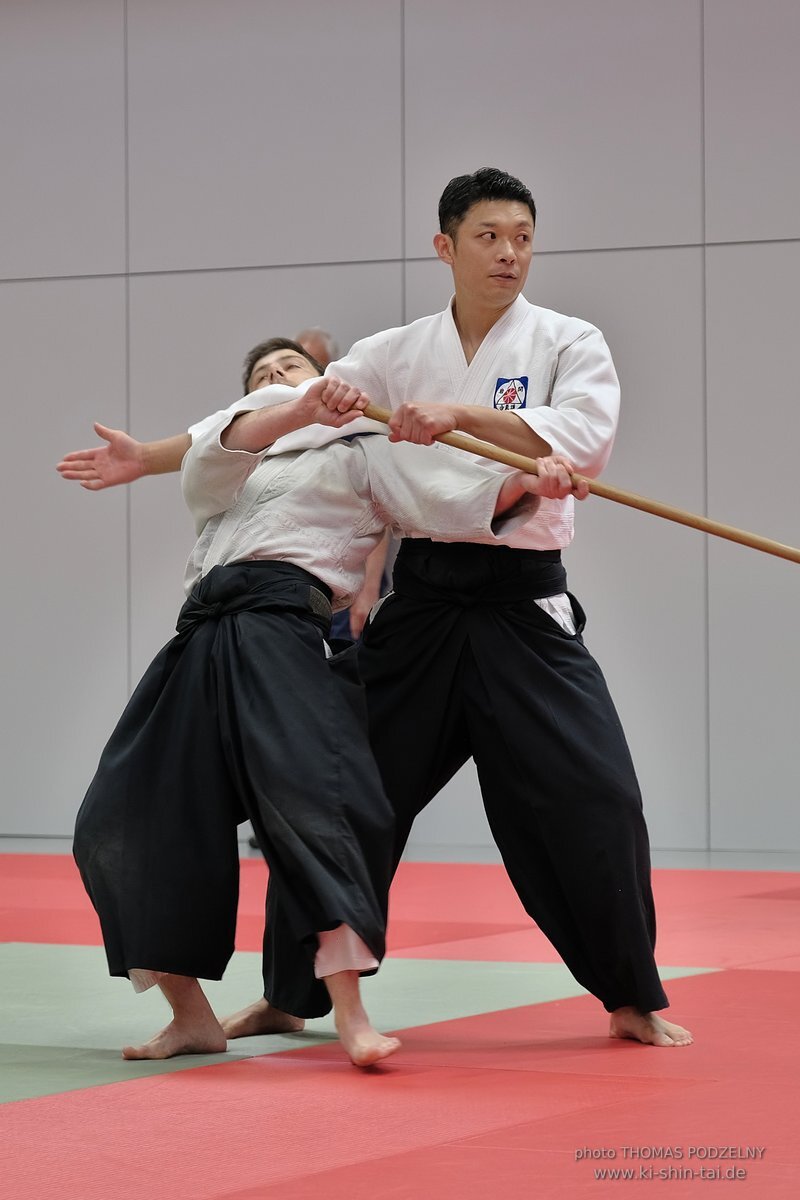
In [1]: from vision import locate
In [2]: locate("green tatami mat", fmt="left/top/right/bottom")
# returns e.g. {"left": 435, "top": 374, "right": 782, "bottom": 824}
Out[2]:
{"left": 0, "top": 943, "right": 714, "bottom": 1102}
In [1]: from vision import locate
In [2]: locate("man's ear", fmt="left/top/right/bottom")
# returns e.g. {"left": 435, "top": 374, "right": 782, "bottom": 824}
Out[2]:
{"left": 433, "top": 232, "right": 454, "bottom": 265}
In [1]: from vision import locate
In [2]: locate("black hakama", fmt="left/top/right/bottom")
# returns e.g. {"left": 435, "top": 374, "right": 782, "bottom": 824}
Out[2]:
{"left": 264, "top": 540, "right": 668, "bottom": 1017}
{"left": 74, "top": 561, "right": 394, "bottom": 993}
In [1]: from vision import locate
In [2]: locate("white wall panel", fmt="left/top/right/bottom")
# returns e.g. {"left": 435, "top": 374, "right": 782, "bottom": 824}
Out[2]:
{"left": 2, "top": 0, "right": 796, "bottom": 855}
{"left": 405, "top": 247, "right": 707, "bottom": 851}
{"left": 706, "top": 242, "right": 800, "bottom": 850}
{"left": 127, "top": 0, "right": 402, "bottom": 273}
{"left": 0, "top": 279, "right": 128, "bottom": 836}
{"left": 127, "top": 262, "right": 404, "bottom": 675}
{"left": 404, "top": 0, "right": 703, "bottom": 257}
{"left": 705, "top": 0, "right": 800, "bottom": 243}
{"left": 0, "top": 1, "right": 125, "bottom": 280}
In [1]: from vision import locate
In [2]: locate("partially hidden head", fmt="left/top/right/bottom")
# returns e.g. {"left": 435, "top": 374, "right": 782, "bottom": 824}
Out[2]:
{"left": 294, "top": 327, "right": 339, "bottom": 369}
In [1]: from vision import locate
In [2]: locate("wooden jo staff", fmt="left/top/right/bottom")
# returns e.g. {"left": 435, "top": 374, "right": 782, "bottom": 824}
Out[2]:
{"left": 361, "top": 403, "right": 800, "bottom": 567}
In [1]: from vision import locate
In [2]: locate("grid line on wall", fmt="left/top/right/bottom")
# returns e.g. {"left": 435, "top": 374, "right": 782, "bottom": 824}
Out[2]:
{"left": 5, "top": 236, "right": 800, "bottom": 290}
{"left": 123, "top": 0, "right": 133, "bottom": 697}
{"left": 400, "top": 0, "right": 407, "bottom": 325}
{"left": 700, "top": 0, "right": 711, "bottom": 851}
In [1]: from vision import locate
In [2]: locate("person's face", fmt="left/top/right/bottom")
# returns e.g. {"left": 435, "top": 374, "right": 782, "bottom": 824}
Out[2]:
{"left": 247, "top": 348, "right": 320, "bottom": 393}
{"left": 434, "top": 199, "right": 534, "bottom": 312}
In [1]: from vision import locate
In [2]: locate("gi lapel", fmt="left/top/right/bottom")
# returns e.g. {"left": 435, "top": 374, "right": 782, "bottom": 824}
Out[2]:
{"left": 446, "top": 294, "right": 532, "bottom": 411}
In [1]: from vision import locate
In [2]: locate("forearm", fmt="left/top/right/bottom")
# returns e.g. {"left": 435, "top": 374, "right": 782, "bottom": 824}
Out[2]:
{"left": 141, "top": 433, "right": 192, "bottom": 475}
{"left": 220, "top": 397, "right": 308, "bottom": 452}
{"left": 221, "top": 377, "right": 370, "bottom": 452}
{"left": 347, "top": 532, "right": 390, "bottom": 637}
{"left": 494, "top": 473, "right": 529, "bottom": 515}
{"left": 453, "top": 407, "right": 552, "bottom": 458}
{"left": 494, "top": 457, "right": 588, "bottom": 517}
{"left": 388, "top": 401, "right": 553, "bottom": 457}
{"left": 363, "top": 532, "right": 389, "bottom": 592}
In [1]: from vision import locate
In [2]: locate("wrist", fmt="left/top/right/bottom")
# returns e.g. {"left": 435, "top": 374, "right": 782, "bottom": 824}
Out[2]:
{"left": 293, "top": 392, "right": 326, "bottom": 430}
{"left": 136, "top": 442, "right": 153, "bottom": 479}
{"left": 442, "top": 404, "right": 464, "bottom": 432}
{"left": 358, "top": 580, "right": 381, "bottom": 604}
{"left": 496, "top": 473, "right": 527, "bottom": 514}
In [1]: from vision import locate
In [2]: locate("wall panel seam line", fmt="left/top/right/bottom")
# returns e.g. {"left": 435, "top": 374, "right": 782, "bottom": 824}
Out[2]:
{"left": 124, "top": 0, "right": 132, "bottom": 697}
{"left": 3, "top": 237, "right": 800, "bottom": 291}
{"left": 701, "top": 0, "right": 711, "bottom": 851}
{"left": 400, "top": 0, "right": 406, "bottom": 324}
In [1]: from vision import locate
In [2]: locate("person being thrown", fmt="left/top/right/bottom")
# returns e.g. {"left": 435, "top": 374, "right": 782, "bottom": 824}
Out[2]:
{"left": 58, "top": 338, "right": 391, "bottom": 640}
{"left": 71, "top": 358, "right": 585, "bottom": 1066}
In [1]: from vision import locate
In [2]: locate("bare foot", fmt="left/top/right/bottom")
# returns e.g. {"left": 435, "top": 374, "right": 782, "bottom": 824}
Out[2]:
{"left": 336, "top": 1017, "right": 401, "bottom": 1068}
{"left": 610, "top": 1007, "right": 694, "bottom": 1047}
{"left": 220, "top": 997, "right": 305, "bottom": 1039}
{"left": 123, "top": 973, "right": 227, "bottom": 1059}
{"left": 122, "top": 1017, "right": 226, "bottom": 1060}
{"left": 323, "top": 967, "right": 400, "bottom": 1067}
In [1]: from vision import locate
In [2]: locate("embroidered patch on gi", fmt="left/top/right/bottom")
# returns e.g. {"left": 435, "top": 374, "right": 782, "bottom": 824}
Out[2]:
{"left": 493, "top": 376, "right": 528, "bottom": 410}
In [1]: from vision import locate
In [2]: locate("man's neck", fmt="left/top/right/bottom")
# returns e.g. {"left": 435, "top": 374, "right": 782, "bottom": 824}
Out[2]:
{"left": 451, "top": 295, "right": 518, "bottom": 365}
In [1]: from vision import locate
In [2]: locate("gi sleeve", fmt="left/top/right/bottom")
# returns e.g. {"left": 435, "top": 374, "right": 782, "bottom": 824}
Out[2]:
{"left": 518, "top": 326, "right": 619, "bottom": 477}
{"left": 182, "top": 382, "right": 298, "bottom": 529}
{"left": 323, "top": 329, "right": 393, "bottom": 404}
{"left": 360, "top": 438, "right": 539, "bottom": 542}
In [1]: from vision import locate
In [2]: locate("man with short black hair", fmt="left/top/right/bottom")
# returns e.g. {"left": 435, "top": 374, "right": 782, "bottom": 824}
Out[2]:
{"left": 260, "top": 166, "right": 691, "bottom": 1048}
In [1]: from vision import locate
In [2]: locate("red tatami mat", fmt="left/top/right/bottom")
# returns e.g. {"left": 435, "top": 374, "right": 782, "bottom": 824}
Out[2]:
{"left": 3, "top": 855, "right": 800, "bottom": 1196}
{"left": 2, "top": 969, "right": 796, "bottom": 1199}
{"left": 4, "top": 854, "right": 800, "bottom": 969}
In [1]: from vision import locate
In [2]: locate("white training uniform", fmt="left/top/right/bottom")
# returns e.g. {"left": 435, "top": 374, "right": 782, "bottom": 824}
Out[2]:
{"left": 76, "top": 384, "right": 543, "bottom": 1000}
{"left": 323, "top": 292, "right": 620, "bottom": 550}
{"left": 183, "top": 378, "right": 540, "bottom": 606}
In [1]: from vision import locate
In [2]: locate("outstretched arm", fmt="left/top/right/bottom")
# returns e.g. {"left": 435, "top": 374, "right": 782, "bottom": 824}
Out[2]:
{"left": 57, "top": 424, "right": 190, "bottom": 490}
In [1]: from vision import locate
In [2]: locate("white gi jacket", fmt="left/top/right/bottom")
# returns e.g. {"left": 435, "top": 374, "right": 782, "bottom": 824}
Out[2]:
{"left": 322, "top": 293, "right": 620, "bottom": 552}
{"left": 182, "top": 385, "right": 539, "bottom": 608}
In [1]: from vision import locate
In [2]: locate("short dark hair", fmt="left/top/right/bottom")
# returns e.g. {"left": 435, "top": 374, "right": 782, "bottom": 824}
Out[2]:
{"left": 438, "top": 167, "right": 536, "bottom": 240}
{"left": 241, "top": 337, "right": 324, "bottom": 394}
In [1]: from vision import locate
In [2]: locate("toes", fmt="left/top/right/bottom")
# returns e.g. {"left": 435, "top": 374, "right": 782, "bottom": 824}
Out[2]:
{"left": 122, "top": 1044, "right": 152, "bottom": 1060}
{"left": 609, "top": 1014, "right": 695, "bottom": 1048}
{"left": 348, "top": 1035, "right": 401, "bottom": 1067}
{"left": 663, "top": 1024, "right": 693, "bottom": 1047}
